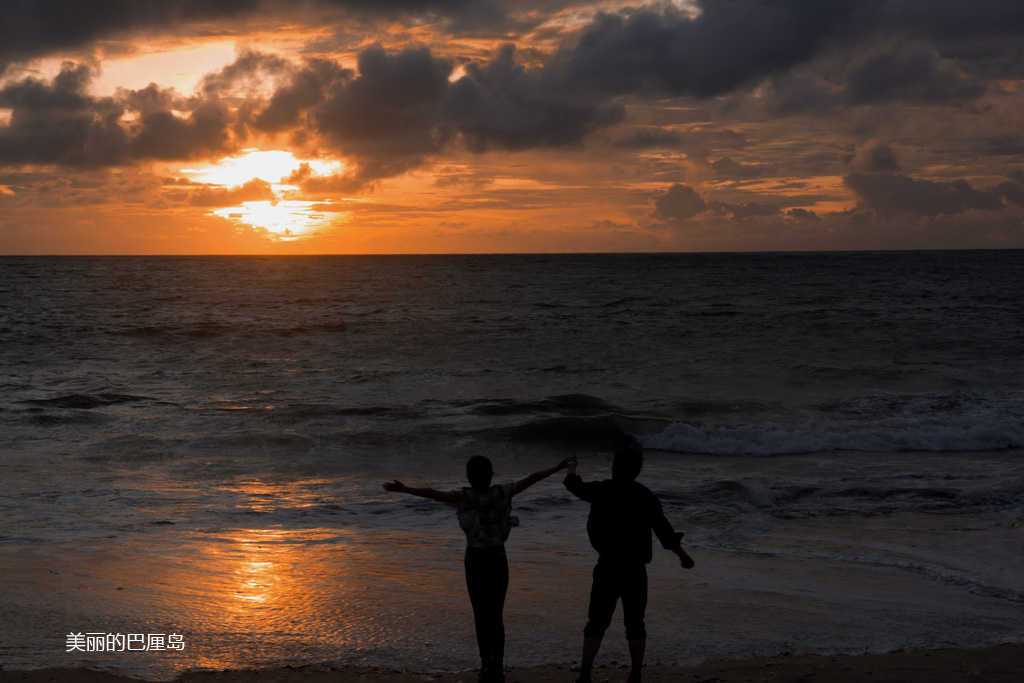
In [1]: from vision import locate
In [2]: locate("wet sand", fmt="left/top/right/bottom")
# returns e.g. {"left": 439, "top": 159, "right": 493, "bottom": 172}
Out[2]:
{"left": 3, "top": 644, "right": 1021, "bottom": 683}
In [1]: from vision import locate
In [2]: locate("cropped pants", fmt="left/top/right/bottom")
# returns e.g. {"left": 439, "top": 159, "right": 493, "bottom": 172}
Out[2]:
{"left": 583, "top": 558, "right": 648, "bottom": 641}
{"left": 464, "top": 545, "right": 509, "bottom": 671}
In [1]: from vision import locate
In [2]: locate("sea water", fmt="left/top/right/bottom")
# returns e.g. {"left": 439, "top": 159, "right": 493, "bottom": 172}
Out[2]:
{"left": 1, "top": 252, "right": 1022, "bottom": 680}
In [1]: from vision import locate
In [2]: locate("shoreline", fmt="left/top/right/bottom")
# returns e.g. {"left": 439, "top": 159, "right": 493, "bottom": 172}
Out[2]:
{"left": 3, "top": 644, "right": 1022, "bottom": 683}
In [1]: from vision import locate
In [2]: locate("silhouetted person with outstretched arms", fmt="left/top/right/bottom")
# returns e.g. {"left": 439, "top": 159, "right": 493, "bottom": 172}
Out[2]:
{"left": 563, "top": 447, "right": 694, "bottom": 683}
{"left": 384, "top": 455, "right": 570, "bottom": 683}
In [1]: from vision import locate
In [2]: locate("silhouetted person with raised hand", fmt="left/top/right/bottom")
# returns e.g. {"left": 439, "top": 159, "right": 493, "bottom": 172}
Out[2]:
{"left": 563, "top": 446, "right": 694, "bottom": 683}
{"left": 384, "top": 455, "right": 570, "bottom": 683}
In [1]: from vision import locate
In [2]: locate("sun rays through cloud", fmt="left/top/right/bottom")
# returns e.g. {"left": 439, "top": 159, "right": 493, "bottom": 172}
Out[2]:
{"left": 181, "top": 150, "right": 345, "bottom": 240}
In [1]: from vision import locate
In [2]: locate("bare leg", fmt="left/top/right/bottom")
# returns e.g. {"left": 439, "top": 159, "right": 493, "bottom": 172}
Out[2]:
{"left": 582, "top": 636, "right": 602, "bottom": 667}
{"left": 627, "top": 639, "right": 645, "bottom": 683}
{"left": 576, "top": 637, "right": 602, "bottom": 683}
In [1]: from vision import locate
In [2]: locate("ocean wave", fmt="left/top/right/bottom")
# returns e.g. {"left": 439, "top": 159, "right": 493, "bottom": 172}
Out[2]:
{"left": 468, "top": 393, "right": 616, "bottom": 417}
{"left": 674, "top": 479, "right": 1022, "bottom": 520}
{"left": 483, "top": 414, "right": 632, "bottom": 445}
{"left": 20, "top": 393, "right": 151, "bottom": 410}
{"left": 636, "top": 391, "right": 1024, "bottom": 456}
{"left": 638, "top": 417, "right": 1024, "bottom": 455}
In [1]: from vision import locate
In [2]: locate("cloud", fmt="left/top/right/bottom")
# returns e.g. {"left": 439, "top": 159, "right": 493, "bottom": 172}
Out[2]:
{"left": 0, "top": 62, "right": 236, "bottom": 166}
{"left": 844, "top": 172, "right": 1008, "bottom": 217}
{"left": 440, "top": 43, "right": 623, "bottom": 153}
{"left": 651, "top": 183, "right": 706, "bottom": 221}
{"left": 651, "top": 183, "right": 785, "bottom": 224}
{"left": 184, "top": 178, "right": 276, "bottom": 207}
{"left": 252, "top": 58, "right": 352, "bottom": 133}
{"left": 711, "top": 200, "right": 781, "bottom": 219}
{"left": 0, "top": 1, "right": 493, "bottom": 72}
{"left": 129, "top": 100, "right": 235, "bottom": 161}
{"left": 291, "top": 42, "right": 624, "bottom": 185}
{"left": 844, "top": 43, "right": 987, "bottom": 104}
{"left": 786, "top": 207, "right": 822, "bottom": 221}
{"left": 309, "top": 45, "right": 454, "bottom": 184}
{"left": 550, "top": 2, "right": 852, "bottom": 99}
{"left": 710, "top": 157, "right": 775, "bottom": 180}
{"left": 848, "top": 140, "right": 901, "bottom": 172}
{"left": 200, "top": 49, "right": 294, "bottom": 96}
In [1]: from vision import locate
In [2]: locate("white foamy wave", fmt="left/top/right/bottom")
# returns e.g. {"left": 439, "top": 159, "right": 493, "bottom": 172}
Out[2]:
{"left": 636, "top": 416, "right": 1024, "bottom": 455}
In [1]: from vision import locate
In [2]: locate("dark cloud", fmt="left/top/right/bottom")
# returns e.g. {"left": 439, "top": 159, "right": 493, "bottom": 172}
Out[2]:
{"left": 551, "top": 2, "right": 857, "bottom": 99}
{"left": 612, "top": 128, "right": 686, "bottom": 149}
{"left": 848, "top": 140, "right": 901, "bottom": 172}
{"left": 184, "top": 178, "right": 276, "bottom": 207}
{"left": 0, "top": 62, "right": 235, "bottom": 166}
{"left": 310, "top": 45, "right": 454, "bottom": 184}
{"left": 844, "top": 43, "right": 986, "bottom": 104}
{"left": 711, "top": 200, "right": 781, "bottom": 219}
{"left": 873, "top": 0, "right": 1024, "bottom": 41}
{"left": 129, "top": 100, "right": 235, "bottom": 161}
{"left": 652, "top": 183, "right": 706, "bottom": 221}
{"left": 440, "top": 44, "right": 623, "bottom": 153}
{"left": 0, "top": 1, "right": 489, "bottom": 72}
{"left": 0, "top": 63, "right": 128, "bottom": 166}
{"left": 0, "top": 1, "right": 251, "bottom": 69}
{"left": 288, "top": 42, "right": 624, "bottom": 184}
{"left": 786, "top": 207, "right": 822, "bottom": 221}
{"left": 200, "top": 49, "right": 294, "bottom": 96}
{"left": 844, "top": 172, "right": 1008, "bottom": 217}
{"left": 995, "top": 174, "right": 1024, "bottom": 208}
{"left": 252, "top": 58, "right": 351, "bottom": 133}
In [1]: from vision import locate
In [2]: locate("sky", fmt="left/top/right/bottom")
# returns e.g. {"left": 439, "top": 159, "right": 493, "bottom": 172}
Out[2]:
{"left": 1, "top": 0, "right": 1024, "bottom": 254}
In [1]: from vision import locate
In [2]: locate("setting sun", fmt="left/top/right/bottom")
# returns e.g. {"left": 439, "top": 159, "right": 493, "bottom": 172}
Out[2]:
{"left": 181, "top": 150, "right": 340, "bottom": 188}
{"left": 181, "top": 150, "right": 344, "bottom": 239}
{"left": 213, "top": 199, "right": 341, "bottom": 239}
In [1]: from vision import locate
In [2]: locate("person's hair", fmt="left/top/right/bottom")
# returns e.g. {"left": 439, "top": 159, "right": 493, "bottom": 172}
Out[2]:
{"left": 612, "top": 446, "right": 643, "bottom": 481}
{"left": 466, "top": 455, "right": 493, "bottom": 491}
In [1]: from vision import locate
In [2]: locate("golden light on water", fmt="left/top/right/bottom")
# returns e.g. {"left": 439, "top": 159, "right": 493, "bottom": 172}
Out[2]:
{"left": 230, "top": 528, "right": 286, "bottom": 605}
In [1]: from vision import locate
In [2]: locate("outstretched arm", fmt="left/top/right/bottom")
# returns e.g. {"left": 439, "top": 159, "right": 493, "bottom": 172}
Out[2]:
{"left": 514, "top": 457, "right": 571, "bottom": 494}
{"left": 382, "top": 480, "right": 456, "bottom": 505}
{"left": 562, "top": 455, "right": 600, "bottom": 502}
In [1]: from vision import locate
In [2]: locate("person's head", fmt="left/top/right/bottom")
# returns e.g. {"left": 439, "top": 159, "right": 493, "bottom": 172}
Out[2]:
{"left": 611, "top": 446, "right": 643, "bottom": 482}
{"left": 466, "top": 455, "right": 493, "bottom": 491}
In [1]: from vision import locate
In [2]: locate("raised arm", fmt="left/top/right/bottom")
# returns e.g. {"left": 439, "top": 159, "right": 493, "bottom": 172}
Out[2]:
{"left": 382, "top": 480, "right": 456, "bottom": 505}
{"left": 514, "top": 457, "right": 571, "bottom": 494}
{"left": 562, "top": 455, "right": 599, "bottom": 502}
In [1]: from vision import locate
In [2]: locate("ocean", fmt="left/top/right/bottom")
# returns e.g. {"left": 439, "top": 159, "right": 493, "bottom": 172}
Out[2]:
{"left": 1, "top": 252, "right": 1022, "bottom": 680}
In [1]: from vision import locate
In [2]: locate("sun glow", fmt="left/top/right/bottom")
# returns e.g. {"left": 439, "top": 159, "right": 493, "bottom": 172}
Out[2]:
{"left": 214, "top": 200, "right": 340, "bottom": 240}
{"left": 184, "top": 150, "right": 345, "bottom": 239}
{"left": 182, "top": 149, "right": 339, "bottom": 188}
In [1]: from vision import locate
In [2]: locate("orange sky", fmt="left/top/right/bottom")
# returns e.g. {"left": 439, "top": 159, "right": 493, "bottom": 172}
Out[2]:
{"left": 2, "top": 1, "right": 1024, "bottom": 253}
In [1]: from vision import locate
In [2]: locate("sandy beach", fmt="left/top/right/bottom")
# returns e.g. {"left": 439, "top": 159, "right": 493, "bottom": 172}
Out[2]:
{"left": 4, "top": 644, "right": 1022, "bottom": 683}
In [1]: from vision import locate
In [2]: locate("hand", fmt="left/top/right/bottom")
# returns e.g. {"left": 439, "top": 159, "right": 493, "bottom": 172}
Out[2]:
{"left": 557, "top": 457, "right": 572, "bottom": 470}
{"left": 566, "top": 454, "right": 578, "bottom": 474}
{"left": 383, "top": 480, "right": 405, "bottom": 493}
{"left": 678, "top": 549, "right": 695, "bottom": 569}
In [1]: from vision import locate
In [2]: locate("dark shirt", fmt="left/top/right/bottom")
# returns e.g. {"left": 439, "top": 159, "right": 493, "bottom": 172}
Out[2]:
{"left": 563, "top": 473, "right": 682, "bottom": 564}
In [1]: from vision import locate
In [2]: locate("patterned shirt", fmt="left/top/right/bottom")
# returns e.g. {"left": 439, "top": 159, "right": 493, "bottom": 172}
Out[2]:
{"left": 452, "top": 482, "right": 517, "bottom": 548}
